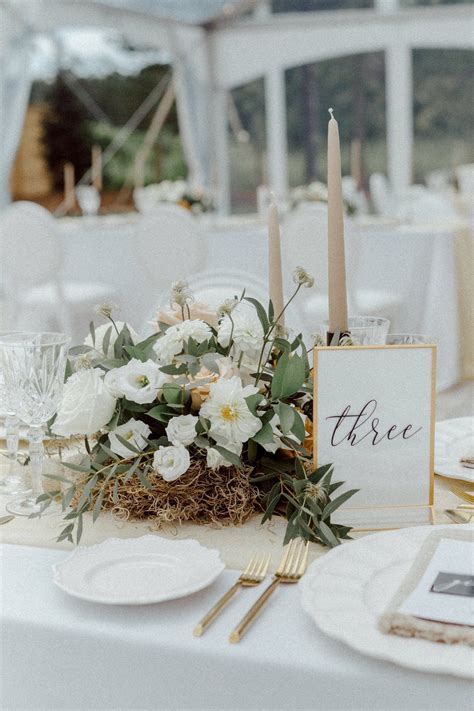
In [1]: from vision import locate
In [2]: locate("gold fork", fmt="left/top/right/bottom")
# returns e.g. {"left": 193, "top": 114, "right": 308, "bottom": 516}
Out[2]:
{"left": 229, "top": 538, "right": 308, "bottom": 644}
{"left": 448, "top": 483, "right": 474, "bottom": 505}
{"left": 193, "top": 552, "right": 270, "bottom": 637}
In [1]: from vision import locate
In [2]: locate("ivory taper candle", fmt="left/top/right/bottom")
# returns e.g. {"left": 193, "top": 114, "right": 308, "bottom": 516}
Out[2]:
{"left": 91, "top": 145, "right": 102, "bottom": 192}
{"left": 268, "top": 200, "right": 285, "bottom": 327}
{"left": 327, "top": 108, "right": 348, "bottom": 334}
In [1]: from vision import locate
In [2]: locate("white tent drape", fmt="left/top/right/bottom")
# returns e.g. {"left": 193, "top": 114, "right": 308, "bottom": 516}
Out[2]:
{"left": 0, "top": 9, "right": 33, "bottom": 207}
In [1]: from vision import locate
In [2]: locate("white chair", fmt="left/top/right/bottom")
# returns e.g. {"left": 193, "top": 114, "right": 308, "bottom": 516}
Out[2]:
{"left": 369, "top": 173, "right": 396, "bottom": 216}
{"left": 281, "top": 204, "right": 401, "bottom": 340}
{"left": 1, "top": 201, "right": 117, "bottom": 337}
{"left": 133, "top": 205, "right": 205, "bottom": 295}
{"left": 456, "top": 164, "right": 474, "bottom": 195}
{"left": 187, "top": 268, "right": 268, "bottom": 308}
{"left": 342, "top": 176, "right": 369, "bottom": 215}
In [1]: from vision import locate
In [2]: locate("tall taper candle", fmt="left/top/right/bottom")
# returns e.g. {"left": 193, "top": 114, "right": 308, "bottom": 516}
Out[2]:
{"left": 327, "top": 108, "right": 348, "bottom": 334}
{"left": 268, "top": 200, "right": 285, "bottom": 327}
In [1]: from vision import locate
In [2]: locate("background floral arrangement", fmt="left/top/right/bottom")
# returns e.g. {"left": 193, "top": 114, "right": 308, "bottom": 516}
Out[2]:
{"left": 40, "top": 274, "right": 356, "bottom": 546}
{"left": 290, "top": 180, "right": 357, "bottom": 215}
{"left": 134, "top": 179, "right": 213, "bottom": 213}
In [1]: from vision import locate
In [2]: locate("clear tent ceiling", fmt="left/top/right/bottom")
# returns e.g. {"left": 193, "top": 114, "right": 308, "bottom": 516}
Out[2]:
{"left": 93, "top": 0, "right": 253, "bottom": 25}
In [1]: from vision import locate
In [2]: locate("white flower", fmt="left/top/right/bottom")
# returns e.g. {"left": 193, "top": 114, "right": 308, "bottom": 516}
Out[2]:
{"left": 95, "top": 302, "right": 118, "bottom": 319}
{"left": 153, "top": 319, "right": 212, "bottom": 365}
{"left": 53, "top": 369, "right": 116, "bottom": 437}
{"left": 166, "top": 414, "right": 198, "bottom": 446}
{"left": 109, "top": 359, "right": 168, "bottom": 404}
{"left": 218, "top": 297, "right": 239, "bottom": 317}
{"left": 153, "top": 444, "right": 190, "bottom": 482}
{"left": 200, "top": 376, "right": 262, "bottom": 445}
{"left": 292, "top": 266, "right": 314, "bottom": 288}
{"left": 84, "top": 322, "right": 138, "bottom": 358}
{"left": 206, "top": 441, "right": 243, "bottom": 470}
{"left": 217, "top": 308, "right": 264, "bottom": 359}
{"left": 108, "top": 418, "right": 151, "bottom": 458}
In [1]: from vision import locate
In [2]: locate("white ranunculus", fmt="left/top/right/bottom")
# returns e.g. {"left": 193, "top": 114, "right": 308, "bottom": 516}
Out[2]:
{"left": 217, "top": 308, "right": 264, "bottom": 359}
{"left": 153, "top": 319, "right": 212, "bottom": 365}
{"left": 53, "top": 369, "right": 116, "bottom": 437}
{"left": 84, "top": 322, "right": 138, "bottom": 358}
{"left": 200, "top": 376, "right": 261, "bottom": 445}
{"left": 111, "top": 359, "right": 168, "bottom": 404}
{"left": 165, "top": 414, "right": 198, "bottom": 447}
{"left": 108, "top": 418, "right": 151, "bottom": 458}
{"left": 153, "top": 444, "right": 190, "bottom": 482}
{"left": 206, "top": 441, "right": 243, "bottom": 470}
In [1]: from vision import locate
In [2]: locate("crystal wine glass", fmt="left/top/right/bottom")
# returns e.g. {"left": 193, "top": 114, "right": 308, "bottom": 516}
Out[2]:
{"left": 0, "top": 332, "right": 31, "bottom": 496}
{"left": 0, "top": 333, "right": 69, "bottom": 516}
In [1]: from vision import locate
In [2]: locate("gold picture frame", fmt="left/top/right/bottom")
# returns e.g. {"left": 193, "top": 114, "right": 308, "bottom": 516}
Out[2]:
{"left": 313, "top": 344, "right": 437, "bottom": 530}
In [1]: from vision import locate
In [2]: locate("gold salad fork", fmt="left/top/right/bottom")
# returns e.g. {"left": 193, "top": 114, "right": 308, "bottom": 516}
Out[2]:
{"left": 193, "top": 553, "right": 270, "bottom": 637}
{"left": 229, "top": 538, "right": 308, "bottom": 644}
{"left": 449, "top": 483, "right": 474, "bottom": 505}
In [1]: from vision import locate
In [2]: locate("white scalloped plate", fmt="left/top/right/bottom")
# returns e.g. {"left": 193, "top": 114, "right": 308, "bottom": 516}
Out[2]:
{"left": 53, "top": 535, "right": 225, "bottom": 605}
{"left": 435, "top": 417, "right": 474, "bottom": 484}
{"left": 301, "top": 525, "right": 474, "bottom": 679}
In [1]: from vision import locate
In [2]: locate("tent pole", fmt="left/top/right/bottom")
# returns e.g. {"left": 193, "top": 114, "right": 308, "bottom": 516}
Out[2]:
{"left": 265, "top": 67, "right": 288, "bottom": 201}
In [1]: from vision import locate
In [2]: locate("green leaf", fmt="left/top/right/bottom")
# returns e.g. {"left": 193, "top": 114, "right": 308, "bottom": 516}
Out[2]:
{"left": 61, "top": 485, "right": 76, "bottom": 511}
{"left": 89, "top": 321, "right": 96, "bottom": 347}
{"left": 321, "top": 489, "right": 359, "bottom": 519}
{"left": 123, "top": 456, "right": 142, "bottom": 482}
{"left": 309, "top": 463, "right": 333, "bottom": 484}
{"left": 92, "top": 489, "right": 105, "bottom": 522}
{"left": 244, "top": 393, "right": 264, "bottom": 416}
{"left": 318, "top": 521, "right": 340, "bottom": 548}
{"left": 44, "top": 472, "right": 74, "bottom": 484}
{"left": 159, "top": 363, "right": 187, "bottom": 375}
{"left": 251, "top": 422, "right": 275, "bottom": 446}
{"left": 63, "top": 461, "right": 92, "bottom": 474}
{"left": 214, "top": 445, "right": 242, "bottom": 469}
{"left": 136, "top": 468, "right": 153, "bottom": 489}
{"left": 135, "top": 332, "right": 162, "bottom": 349}
{"left": 290, "top": 411, "right": 306, "bottom": 443}
{"left": 101, "top": 325, "right": 113, "bottom": 357}
{"left": 261, "top": 482, "right": 281, "bottom": 523}
{"left": 99, "top": 443, "right": 120, "bottom": 461}
{"left": 244, "top": 296, "right": 269, "bottom": 333}
{"left": 147, "top": 404, "right": 175, "bottom": 423}
{"left": 162, "top": 383, "right": 183, "bottom": 405}
{"left": 271, "top": 352, "right": 305, "bottom": 399}
{"left": 121, "top": 400, "right": 148, "bottom": 413}
{"left": 68, "top": 345, "right": 94, "bottom": 356}
{"left": 276, "top": 402, "right": 295, "bottom": 434}
{"left": 76, "top": 475, "right": 98, "bottom": 511}
{"left": 115, "top": 434, "right": 141, "bottom": 454}
{"left": 123, "top": 345, "right": 147, "bottom": 362}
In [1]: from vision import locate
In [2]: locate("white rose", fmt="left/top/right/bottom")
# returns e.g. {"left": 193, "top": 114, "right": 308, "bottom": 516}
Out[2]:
{"left": 206, "top": 441, "right": 242, "bottom": 470}
{"left": 108, "top": 418, "right": 151, "bottom": 458}
{"left": 218, "top": 308, "right": 264, "bottom": 358}
{"left": 153, "top": 444, "right": 190, "bottom": 482}
{"left": 111, "top": 359, "right": 168, "bottom": 404}
{"left": 165, "top": 414, "right": 198, "bottom": 446}
{"left": 84, "top": 322, "right": 138, "bottom": 358}
{"left": 153, "top": 319, "right": 212, "bottom": 366}
{"left": 53, "top": 369, "right": 116, "bottom": 437}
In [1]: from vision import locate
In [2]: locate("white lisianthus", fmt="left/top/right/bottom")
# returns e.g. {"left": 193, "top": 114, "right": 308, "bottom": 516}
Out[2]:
{"left": 110, "top": 359, "right": 168, "bottom": 404}
{"left": 217, "top": 309, "right": 264, "bottom": 359}
{"left": 165, "top": 414, "right": 198, "bottom": 447}
{"left": 84, "top": 322, "right": 138, "bottom": 358}
{"left": 108, "top": 418, "right": 151, "bottom": 458}
{"left": 153, "top": 444, "right": 190, "bottom": 482}
{"left": 53, "top": 369, "right": 116, "bottom": 437}
{"left": 206, "top": 441, "right": 243, "bottom": 470}
{"left": 200, "top": 376, "right": 262, "bottom": 445}
{"left": 153, "top": 319, "right": 212, "bottom": 365}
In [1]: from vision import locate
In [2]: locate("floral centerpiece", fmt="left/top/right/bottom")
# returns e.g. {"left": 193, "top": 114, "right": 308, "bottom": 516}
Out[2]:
{"left": 290, "top": 180, "right": 357, "bottom": 215}
{"left": 134, "top": 180, "right": 213, "bottom": 214}
{"left": 41, "top": 273, "right": 356, "bottom": 547}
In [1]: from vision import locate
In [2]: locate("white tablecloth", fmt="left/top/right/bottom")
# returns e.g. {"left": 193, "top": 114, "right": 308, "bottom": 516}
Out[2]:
{"left": 1, "top": 543, "right": 471, "bottom": 711}
{"left": 54, "top": 214, "right": 469, "bottom": 391}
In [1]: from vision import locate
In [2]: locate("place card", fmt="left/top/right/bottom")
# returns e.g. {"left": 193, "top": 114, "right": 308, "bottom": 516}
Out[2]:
{"left": 313, "top": 345, "right": 436, "bottom": 528}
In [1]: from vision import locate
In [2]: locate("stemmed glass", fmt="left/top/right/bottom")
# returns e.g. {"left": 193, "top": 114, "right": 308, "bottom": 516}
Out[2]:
{"left": 0, "top": 369, "right": 30, "bottom": 496}
{"left": 0, "top": 333, "right": 69, "bottom": 516}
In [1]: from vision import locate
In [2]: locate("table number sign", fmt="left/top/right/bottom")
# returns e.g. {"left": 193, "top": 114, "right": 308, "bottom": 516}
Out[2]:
{"left": 313, "top": 345, "right": 437, "bottom": 529}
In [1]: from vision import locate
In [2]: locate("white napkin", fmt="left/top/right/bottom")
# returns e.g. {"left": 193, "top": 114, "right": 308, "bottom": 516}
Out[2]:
{"left": 379, "top": 528, "right": 474, "bottom": 646}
